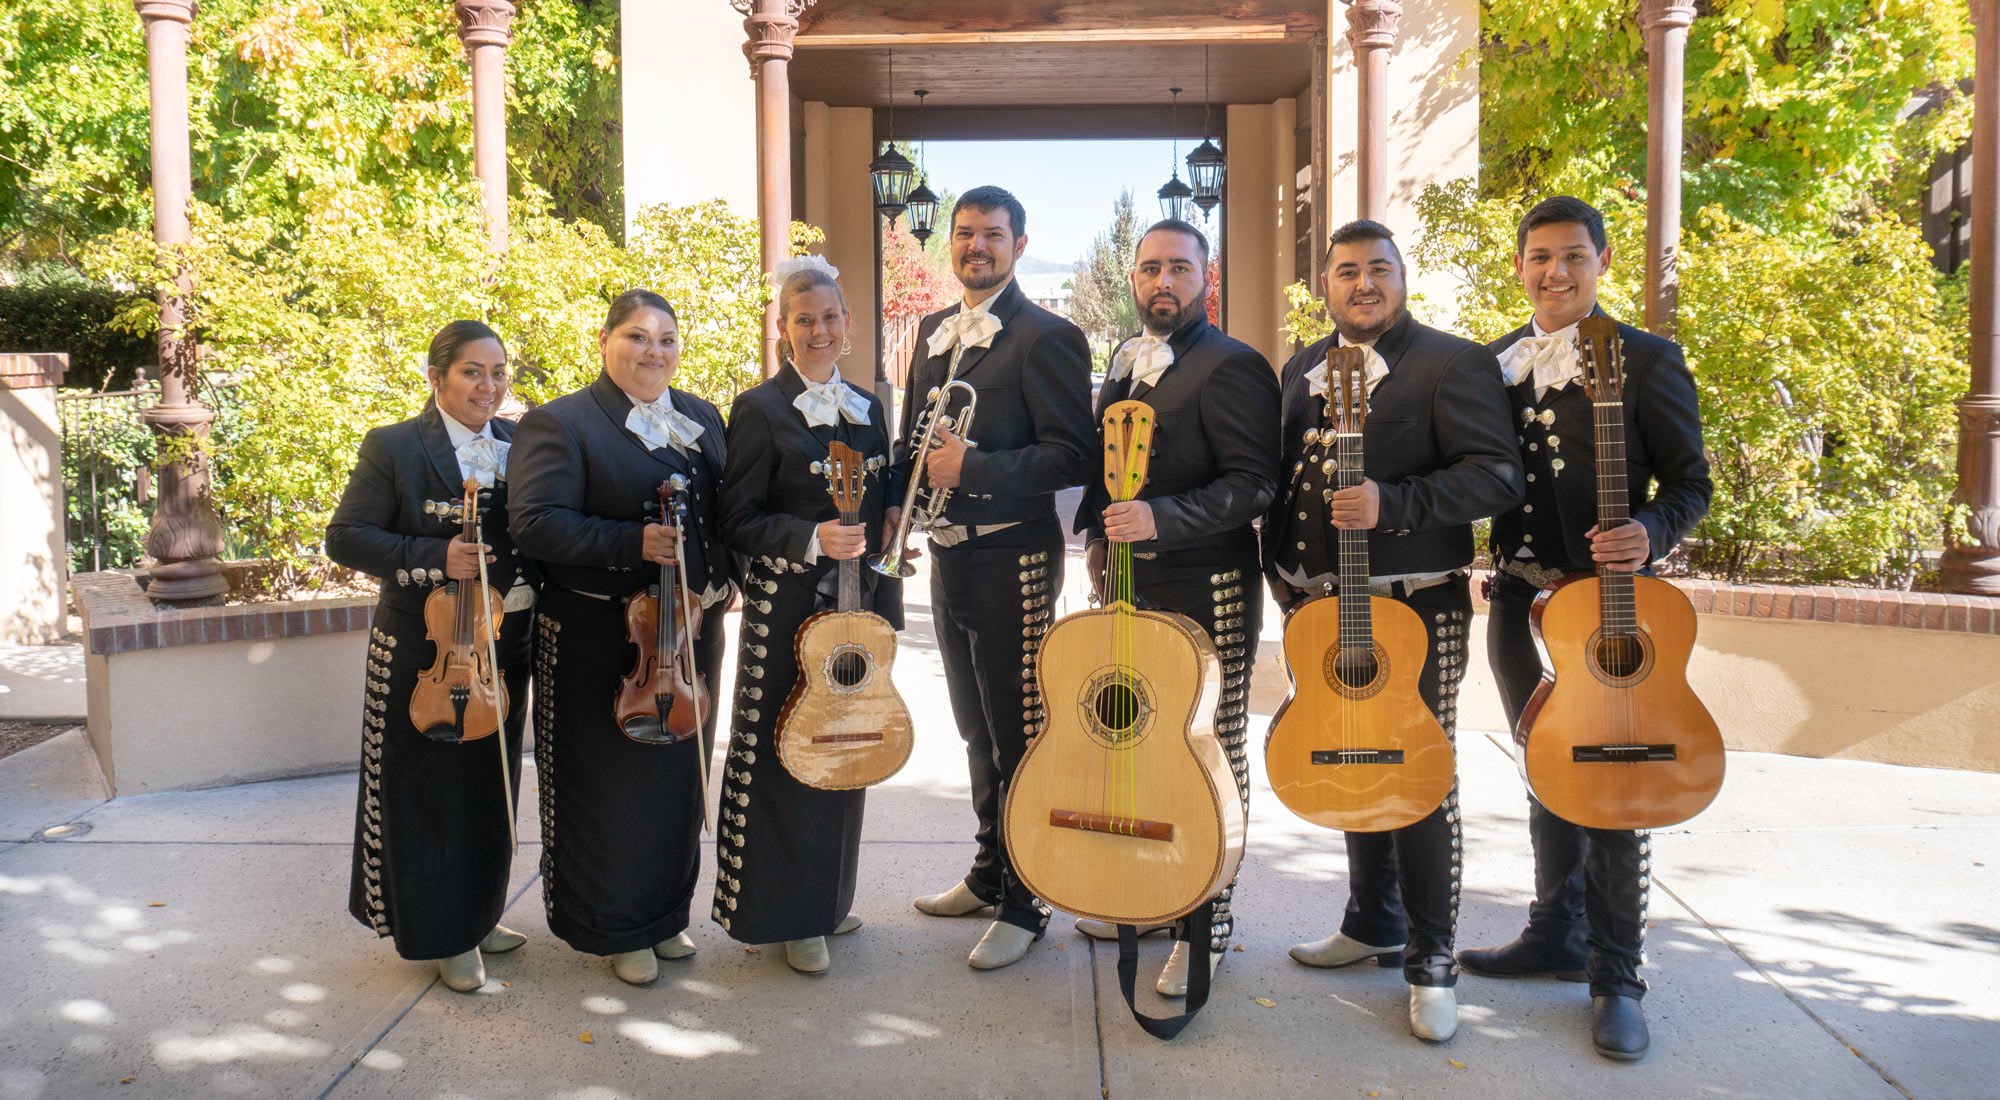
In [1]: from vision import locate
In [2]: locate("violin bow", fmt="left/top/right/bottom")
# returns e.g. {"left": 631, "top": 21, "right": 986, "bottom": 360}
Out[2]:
{"left": 665, "top": 475, "right": 712, "bottom": 833}
{"left": 470, "top": 482, "right": 518, "bottom": 853}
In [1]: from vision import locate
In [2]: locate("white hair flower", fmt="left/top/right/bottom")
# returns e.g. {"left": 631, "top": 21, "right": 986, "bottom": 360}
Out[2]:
{"left": 769, "top": 254, "right": 841, "bottom": 286}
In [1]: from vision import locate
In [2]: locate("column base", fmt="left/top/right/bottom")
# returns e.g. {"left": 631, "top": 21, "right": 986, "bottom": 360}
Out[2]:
{"left": 144, "top": 558, "right": 228, "bottom": 605}
{"left": 1940, "top": 545, "right": 2000, "bottom": 597}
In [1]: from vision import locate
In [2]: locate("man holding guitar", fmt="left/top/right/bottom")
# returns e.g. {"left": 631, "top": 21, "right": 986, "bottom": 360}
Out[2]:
{"left": 1069, "top": 219, "right": 1281, "bottom": 1000}
{"left": 1263, "top": 219, "right": 1522, "bottom": 1042}
{"left": 1458, "top": 196, "right": 1713, "bottom": 1061}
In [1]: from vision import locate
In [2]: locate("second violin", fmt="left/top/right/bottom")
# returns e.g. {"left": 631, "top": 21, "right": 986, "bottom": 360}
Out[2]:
{"left": 616, "top": 476, "right": 710, "bottom": 745}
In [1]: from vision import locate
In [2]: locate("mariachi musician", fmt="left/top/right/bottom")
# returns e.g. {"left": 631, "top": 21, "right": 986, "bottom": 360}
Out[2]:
{"left": 507, "top": 289, "right": 734, "bottom": 987}
{"left": 711, "top": 256, "right": 900, "bottom": 976}
{"left": 1263, "top": 220, "right": 1522, "bottom": 1043}
{"left": 325, "top": 320, "right": 537, "bottom": 993}
{"left": 897, "top": 186, "right": 1095, "bottom": 970}
{"left": 1456, "top": 196, "right": 1712, "bottom": 1061}
{"left": 1069, "top": 219, "right": 1280, "bottom": 996}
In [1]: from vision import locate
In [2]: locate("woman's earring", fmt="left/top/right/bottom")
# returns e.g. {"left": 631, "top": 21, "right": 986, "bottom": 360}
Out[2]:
{"left": 840, "top": 333, "right": 853, "bottom": 358}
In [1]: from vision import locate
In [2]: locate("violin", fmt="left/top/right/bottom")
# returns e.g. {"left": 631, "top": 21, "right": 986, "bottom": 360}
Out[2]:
{"left": 615, "top": 476, "right": 709, "bottom": 744}
{"left": 410, "top": 478, "right": 507, "bottom": 742}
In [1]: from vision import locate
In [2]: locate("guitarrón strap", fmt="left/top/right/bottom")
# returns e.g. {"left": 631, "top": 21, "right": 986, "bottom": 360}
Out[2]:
{"left": 1114, "top": 899, "right": 1215, "bottom": 1041}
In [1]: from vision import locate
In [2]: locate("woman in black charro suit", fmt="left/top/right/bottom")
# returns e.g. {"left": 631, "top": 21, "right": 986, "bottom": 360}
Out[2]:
{"left": 507, "top": 289, "right": 734, "bottom": 987}
{"left": 712, "top": 257, "right": 901, "bottom": 976}
{"left": 325, "top": 320, "right": 537, "bottom": 993}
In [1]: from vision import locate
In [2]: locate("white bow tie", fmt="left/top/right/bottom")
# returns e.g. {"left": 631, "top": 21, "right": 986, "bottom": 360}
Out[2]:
{"left": 1109, "top": 334, "right": 1175, "bottom": 390}
{"left": 926, "top": 308, "right": 1004, "bottom": 359}
{"left": 1306, "top": 343, "right": 1390, "bottom": 399}
{"left": 1497, "top": 329, "right": 1581, "bottom": 394}
{"left": 626, "top": 396, "right": 705, "bottom": 454}
{"left": 455, "top": 435, "right": 509, "bottom": 488}
{"left": 793, "top": 376, "right": 871, "bottom": 429}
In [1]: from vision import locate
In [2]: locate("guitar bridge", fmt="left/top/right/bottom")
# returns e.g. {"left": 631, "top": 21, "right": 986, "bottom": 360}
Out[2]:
{"left": 1310, "top": 749, "right": 1405, "bottom": 765}
{"left": 1572, "top": 744, "right": 1679, "bottom": 763}
{"left": 1049, "top": 809, "right": 1174, "bottom": 842}
{"left": 811, "top": 732, "right": 883, "bottom": 745}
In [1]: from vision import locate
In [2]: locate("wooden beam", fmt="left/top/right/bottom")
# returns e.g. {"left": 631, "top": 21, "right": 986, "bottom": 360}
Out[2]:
{"left": 873, "top": 106, "right": 1231, "bottom": 142}
{"left": 800, "top": 1, "right": 1323, "bottom": 41}
{"left": 802, "top": 26, "right": 1296, "bottom": 47}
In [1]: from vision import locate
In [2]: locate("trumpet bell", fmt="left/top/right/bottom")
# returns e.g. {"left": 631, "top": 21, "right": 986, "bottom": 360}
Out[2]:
{"left": 867, "top": 552, "right": 917, "bottom": 579}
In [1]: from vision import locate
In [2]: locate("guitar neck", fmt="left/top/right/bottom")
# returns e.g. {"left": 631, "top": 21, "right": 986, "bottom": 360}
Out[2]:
{"left": 837, "top": 507, "right": 861, "bottom": 612}
{"left": 1592, "top": 397, "right": 1636, "bottom": 637}
{"left": 1334, "top": 431, "right": 1373, "bottom": 647}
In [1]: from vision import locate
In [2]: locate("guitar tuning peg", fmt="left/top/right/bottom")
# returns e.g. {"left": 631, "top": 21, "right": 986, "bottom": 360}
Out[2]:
{"left": 809, "top": 461, "right": 824, "bottom": 475}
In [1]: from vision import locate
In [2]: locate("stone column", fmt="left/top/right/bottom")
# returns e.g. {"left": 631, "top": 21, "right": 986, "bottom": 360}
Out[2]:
{"left": 1345, "top": 0, "right": 1401, "bottom": 223}
{"left": 1945, "top": 0, "right": 2000, "bottom": 595}
{"left": 134, "top": 0, "right": 226, "bottom": 605}
{"left": 734, "top": 0, "right": 813, "bottom": 378}
{"left": 1640, "top": 0, "right": 1696, "bottom": 339}
{"left": 454, "top": 1, "right": 516, "bottom": 253}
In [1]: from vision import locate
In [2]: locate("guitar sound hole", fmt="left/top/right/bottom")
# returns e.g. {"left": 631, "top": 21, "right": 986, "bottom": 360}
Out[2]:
{"left": 1093, "top": 683, "right": 1142, "bottom": 733}
{"left": 1595, "top": 634, "right": 1645, "bottom": 678}
{"left": 827, "top": 647, "right": 871, "bottom": 689}
{"left": 1333, "top": 648, "right": 1379, "bottom": 690}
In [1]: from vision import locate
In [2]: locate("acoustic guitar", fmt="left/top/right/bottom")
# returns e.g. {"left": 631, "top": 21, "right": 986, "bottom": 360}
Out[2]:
{"left": 1004, "top": 400, "right": 1244, "bottom": 928}
{"left": 775, "top": 440, "right": 914, "bottom": 790}
{"left": 1265, "top": 346, "right": 1454, "bottom": 832}
{"left": 1516, "top": 314, "right": 1724, "bottom": 830}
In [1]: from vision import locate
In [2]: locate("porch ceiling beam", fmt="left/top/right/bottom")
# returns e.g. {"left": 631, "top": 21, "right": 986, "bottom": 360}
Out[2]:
{"left": 800, "top": 26, "right": 1297, "bottom": 47}
{"left": 798, "top": 1, "right": 1322, "bottom": 42}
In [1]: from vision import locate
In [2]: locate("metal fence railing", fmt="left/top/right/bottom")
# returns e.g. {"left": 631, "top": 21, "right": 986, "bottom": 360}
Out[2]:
{"left": 55, "top": 376, "right": 239, "bottom": 575}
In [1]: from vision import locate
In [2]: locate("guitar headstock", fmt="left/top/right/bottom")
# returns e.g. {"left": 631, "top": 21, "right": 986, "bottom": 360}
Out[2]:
{"left": 1577, "top": 315, "right": 1624, "bottom": 403}
{"left": 1101, "top": 399, "right": 1156, "bottom": 504}
{"left": 1326, "top": 345, "right": 1369, "bottom": 435}
{"left": 820, "top": 440, "right": 868, "bottom": 516}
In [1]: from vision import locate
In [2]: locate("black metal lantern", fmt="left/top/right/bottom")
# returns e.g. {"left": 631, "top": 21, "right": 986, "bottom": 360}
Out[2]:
{"left": 871, "top": 144, "right": 915, "bottom": 221}
{"left": 1187, "top": 48, "right": 1225, "bottom": 217}
{"left": 906, "top": 90, "right": 939, "bottom": 244}
{"left": 1157, "top": 87, "right": 1193, "bottom": 222}
{"left": 871, "top": 52, "right": 914, "bottom": 221}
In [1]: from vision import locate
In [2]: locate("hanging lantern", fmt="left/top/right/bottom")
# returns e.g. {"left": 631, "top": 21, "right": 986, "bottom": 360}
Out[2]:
{"left": 871, "top": 52, "right": 913, "bottom": 221}
{"left": 1188, "top": 48, "right": 1225, "bottom": 216}
{"left": 906, "top": 89, "right": 938, "bottom": 243}
{"left": 871, "top": 144, "right": 915, "bottom": 221}
{"left": 1157, "top": 87, "right": 1192, "bottom": 222}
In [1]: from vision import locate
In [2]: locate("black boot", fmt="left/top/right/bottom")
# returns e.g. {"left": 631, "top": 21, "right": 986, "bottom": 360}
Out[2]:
{"left": 1457, "top": 935, "right": 1587, "bottom": 982}
{"left": 1591, "top": 994, "right": 1649, "bottom": 1061}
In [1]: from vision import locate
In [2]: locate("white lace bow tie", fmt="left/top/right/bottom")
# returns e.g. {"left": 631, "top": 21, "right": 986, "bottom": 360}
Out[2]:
{"left": 455, "top": 435, "right": 509, "bottom": 487}
{"left": 1109, "top": 334, "right": 1175, "bottom": 390}
{"left": 793, "top": 377, "right": 871, "bottom": 429}
{"left": 1306, "top": 343, "right": 1390, "bottom": 398}
{"left": 1497, "top": 328, "right": 1582, "bottom": 393}
{"left": 925, "top": 308, "right": 1004, "bottom": 359}
{"left": 626, "top": 396, "right": 705, "bottom": 454}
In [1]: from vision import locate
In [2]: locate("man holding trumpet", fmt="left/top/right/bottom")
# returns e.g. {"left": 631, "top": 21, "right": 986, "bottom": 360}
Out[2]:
{"left": 888, "top": 185, "right": 1094, "bottom": 970}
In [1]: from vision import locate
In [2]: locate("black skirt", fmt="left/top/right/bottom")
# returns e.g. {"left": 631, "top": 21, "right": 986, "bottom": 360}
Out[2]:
{"left": 712, "top": 557, "right": 867, "bottom": 943}
{"left": 348, "top": 599, "right": 530, "bottom": 961}
{"left": 533, "top": 584, "right": 727, "bottom": 956}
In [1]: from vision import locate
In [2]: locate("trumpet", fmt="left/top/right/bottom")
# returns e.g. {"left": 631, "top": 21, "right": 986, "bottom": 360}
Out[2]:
{"left": 870, "top": 379, "right": 978, "bottom": 578}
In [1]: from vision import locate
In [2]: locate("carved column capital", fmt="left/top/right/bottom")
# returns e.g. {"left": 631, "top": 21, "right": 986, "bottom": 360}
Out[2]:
{"left": 454, "top": 0, "right": 516, "bottom": 50}
{"left": 1640, "top": 0, "right": 1698, "bottom": 36}
{"left": 1344, "top": 0, "right": 1403, "bottom": 52}
{"left": 133, "top": 0, "right": 195, "bottom": 27}
{"left": 736, "top": 0, "right": 813, "bottom": 70}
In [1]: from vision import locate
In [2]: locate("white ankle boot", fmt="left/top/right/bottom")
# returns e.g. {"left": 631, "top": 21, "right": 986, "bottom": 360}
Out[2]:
{"left": 438, "top": 947, "right": 485, "bottom": 993}
{"left": 611, "top": 948, "right": 660, "bottom": 985}
{"left": 1073, "top": 918, "right": 1172, "bottom": 941}
{"left": 1289, "top": 932, "right": 1405, "bottom": 969}
{"left": 1155, "top": 940, "right": 1222, "bottom": 997}
{"left": 653, "top": 931, "right": 696, "bottom": 960}
{"left": 833, "top": 913, "right": 863, "bottom": 935}
{"left": 784, "top": 936, "right": 830, "bottom": 975}
{"left": 1409, "top": 985, "right": 1458, "bottom": 1041}
{"left": 967, "top": 921, "right": 1038, "bottom": 970}
{"left": 479, "top": 925, "right": 526, "bottom": 954}
{"left": 914, "top": 882, "right": 991, "bottom": 917}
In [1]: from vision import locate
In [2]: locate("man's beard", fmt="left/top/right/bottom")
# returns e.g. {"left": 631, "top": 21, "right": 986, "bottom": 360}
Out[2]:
{"left": 1142, "top": 294, "right": 1201, "bottom": 336}
{"left": 958, "top": 255, "right": 1008, "bottom": 291}
{"left": 1333, "top": 303, "right": 1407, "bottom": 344}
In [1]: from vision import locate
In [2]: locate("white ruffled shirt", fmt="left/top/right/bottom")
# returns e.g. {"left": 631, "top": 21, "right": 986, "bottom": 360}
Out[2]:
{"left": 925, "top": 282, "right": 1009, "bottom": 364}
{"left": 1497, "top": 318, "right": 1583, "bottom": 402}
{"left": 625, "top": 391, "right": 706, "bottom": 455}
{"left": 793, "top": 371, "right": 871, "bottom": 429}
{"left": 1108, "top": 332, "right": 1175, "bottom": 390}
{"left": 438, "top": 408, "right": 507, "bottom": 487}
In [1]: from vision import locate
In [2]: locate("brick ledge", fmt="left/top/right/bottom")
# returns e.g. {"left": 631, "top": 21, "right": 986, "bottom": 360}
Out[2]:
{"left": 1476, "top": 571, "right": 2000, "bottom": 635}
{"left": 73, "top": 571, "right": 375, "bottom": 657}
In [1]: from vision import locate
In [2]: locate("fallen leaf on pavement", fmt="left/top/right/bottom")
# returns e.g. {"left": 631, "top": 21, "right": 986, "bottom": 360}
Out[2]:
{"left": 1253, "top": 997, "right": 1276, "bottom": 1008}
{"left": 578, "top": 1030, "right": 594, "bottom": 1044}
{"left": 147, "top": 902, "right": 165, "bottom": 908}
{"left": 1448, "top": 1059, "right": 1466, "bottom": 1070}
{"left": 743, "top": 946, "right": 761, "bottom": 954}
{"left": 118, "top": 1077, "right": 134, "bottom": 1085}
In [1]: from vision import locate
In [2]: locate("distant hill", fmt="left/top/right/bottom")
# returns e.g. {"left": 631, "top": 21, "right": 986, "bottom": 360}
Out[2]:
{"left": 1015, "top": 256, "right": 1074, "bottom": 275}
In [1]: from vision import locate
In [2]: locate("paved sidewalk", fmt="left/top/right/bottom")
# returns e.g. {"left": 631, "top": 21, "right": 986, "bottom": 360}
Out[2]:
{"left": 2, "top": 538, "right": 1995, "bottom": 1099}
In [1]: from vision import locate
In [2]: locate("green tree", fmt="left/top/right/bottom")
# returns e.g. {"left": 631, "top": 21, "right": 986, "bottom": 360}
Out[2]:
{"left": 1066, "top": 189, "right": 1141, "bottom": 348}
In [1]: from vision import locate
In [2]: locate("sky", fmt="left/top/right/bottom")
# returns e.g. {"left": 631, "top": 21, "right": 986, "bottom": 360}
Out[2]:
{"left": 913, "top": 139, "right": 1220, "bottom": 270}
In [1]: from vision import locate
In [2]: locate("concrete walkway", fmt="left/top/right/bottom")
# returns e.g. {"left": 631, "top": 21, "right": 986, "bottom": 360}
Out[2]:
{"left": 2, "top": 540, "right": 1996, "bottom": 1099}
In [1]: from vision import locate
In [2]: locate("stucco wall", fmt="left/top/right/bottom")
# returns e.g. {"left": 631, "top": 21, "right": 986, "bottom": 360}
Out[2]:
{"left": 620, "top": 0, "right": 760, "bottom": 232}
{"left": 0, "top": 377, "right": 68, "bottom": 644}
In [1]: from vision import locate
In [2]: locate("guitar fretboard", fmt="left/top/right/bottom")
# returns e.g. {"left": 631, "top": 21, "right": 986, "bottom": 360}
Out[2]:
{"left": 1334, "top": 429, "right": 1374, "bottom": 652}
